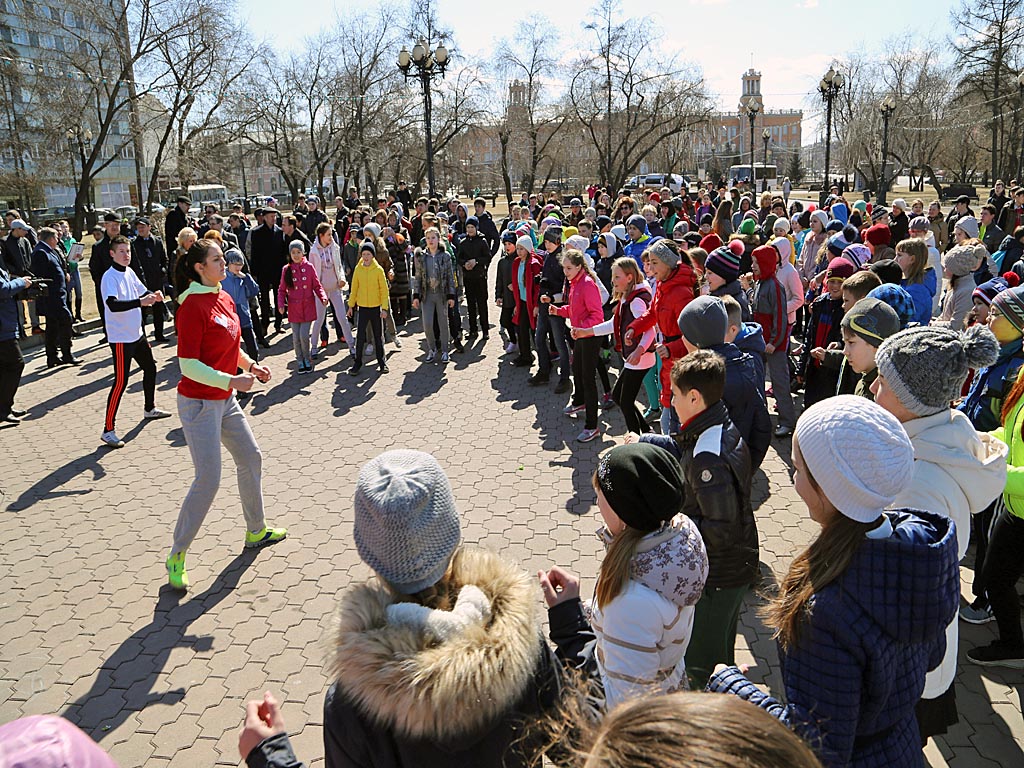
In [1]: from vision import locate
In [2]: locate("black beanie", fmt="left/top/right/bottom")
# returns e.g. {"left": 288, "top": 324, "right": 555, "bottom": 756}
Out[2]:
{"left": 543, "top": 226, "right": 563, "bottom": 245}
{"left": 595, "top": 444, "right": 685, "bottom": 532}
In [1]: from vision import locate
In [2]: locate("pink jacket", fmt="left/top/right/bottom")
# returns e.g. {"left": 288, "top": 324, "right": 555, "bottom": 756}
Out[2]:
{"left": 554, "top": 271, "right": 605, "bottom": 329}
{"left": 278, "top": 259, "right": 327, "bottom": 323}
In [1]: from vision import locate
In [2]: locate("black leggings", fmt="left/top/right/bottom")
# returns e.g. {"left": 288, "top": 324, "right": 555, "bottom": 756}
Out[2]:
{"left": 464, "top": 278, "right": 489, "bottom": 335}
{"left": 571, "top": 336, "right": 601, "bottom": 430}
{"left": 981, "top": 505, "right": 1024, "bottom": 648}
{"left": 105, "top": 337, "right": 156, "bottom": 432}
{"left": 613, "top": 367, "right": 651, "bottom": 434}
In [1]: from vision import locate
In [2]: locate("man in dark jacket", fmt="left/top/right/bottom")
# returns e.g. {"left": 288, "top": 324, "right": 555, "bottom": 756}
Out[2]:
{"left": 472, "top": 197, "right": 501, "bottom": 256}
{"left": 207, "top": 214, "right": 240, "bottom": 251}
{"left": 131, "top": 218, "right": 170, "bottom": 342}
{"left": 30, "top": 228, "right": 77, "bottom": 367}
{"left": 281, "top": 215, "right": 311, "bottom": 254}
{"left": 4, "top": 220, "right": 43, "bottom": 336}
{"left": 396, "top": 181, "right": 412, "bottom": 211}
{"left": 946, "top": 195, "right": 974, "bottom": 251}
{"left": 0, "top": 263, "right": 31, "bottom": 423}
{"left": 998, "top": 186, "right": 1024, "bottom": 233}
{"left": 640, "top": 349, "right": 756, "bottom": 688}
{"left": 88, "top": 213, "right": 122, "bottom": 337}
{"left": 164, "top": 195, "right": 192, "bottom": 246}
{"left": 300, "top": 196, "right": 328, "bottom": 241}
{"left": 456, "top": 216, "right": 492, "bottom": 341}
{"left": 248, "top": 209, "right": 287, "bottom": 333}
{"left": 980, "top": 204, "right": 1007, "bottom": 255}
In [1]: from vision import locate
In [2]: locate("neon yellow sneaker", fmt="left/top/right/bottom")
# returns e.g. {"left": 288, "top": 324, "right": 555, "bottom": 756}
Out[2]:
{"left": 244, "top": 527, "right": 288, "bottom": 549}
{"left": 166, "top": 551, "right": 188, "bottom": 591}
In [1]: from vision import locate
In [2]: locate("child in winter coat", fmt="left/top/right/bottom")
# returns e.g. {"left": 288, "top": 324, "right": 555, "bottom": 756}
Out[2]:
{"left": 799, "top": 257, "right": 855, "bottom": 408}
{"left": 871, "top": 325, "right": 1006, "bottom": 742}
{"left": 937, "top": 243, "right": 984, "bottom": 330}
{"left": 222, "top": 251, "right": 261, "bottom": 362}
{"left": 278, "top": 241, "right": 327, "bottom": 373}
{"left": 709, "top": 396, "right": 960, "bottom": 768}
{"left": 814, "top": 271, "right": 883, "bottom": 397}
{"left": 895, "top": 237, "right": 937, "bottom": 327}
{"left": 510, "top": 235, "right": 543, "bottom": 370}
{"left": 677, "top": 296, "right": 772, "bottom": 469}
{"left": 540, "top": 442, "right": 708, "bottom": 709}
{"left": 347, "top": 240, "right": 390, "bottom": 375}
{"left": 496, "top": 232, "right": 519, "bottom": 354}
{"left": 632, "top": 351, "right": 756, "bottom": 689}
{"left": 550, "top": 249, "right": 607, "bottom": 443}
{"left": 384, "top": 226, "right": 411, "bottom": 327}
{"left": 573, "top": 256, "right": 654, "bottom": 434}
{"left": 704, "top": 241, "right": 750, "bottom": 320}
{"left": 413, "top": 227, "right": 457, "bottom": 363}
{"left": 839, "top": 298, "right": 901, "bottom": 400}
{"left": 751, "top": 245, "right": 796, "bottom": 437}
{"left": 309, "top": 223, "right": 354, "bottom": 359}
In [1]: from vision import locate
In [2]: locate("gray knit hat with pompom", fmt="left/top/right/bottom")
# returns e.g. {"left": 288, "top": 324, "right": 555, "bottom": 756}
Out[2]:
{"left": 354, "top": 450, "right": 461, "bottom": 594}
{"left": 874, "top": 325, "right": 999, "bottom": 416}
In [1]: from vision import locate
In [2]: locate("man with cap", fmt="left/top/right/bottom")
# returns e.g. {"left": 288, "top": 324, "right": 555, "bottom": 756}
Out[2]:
{"left": 300, "top": 195, "right": 328, "bottom": 241}
{"left": 888, "top": 198, "right": 910, "bottom": 247}
{"left": 2, "top": 219, "right": 33, "bottom": 336}
{"left": 248, "top": 207, "right": 288, "bottom": 334}
{"left": 567, "top": 197, "right": 584, "bottom": 227}
{"left": 87, "top": 212, "right": 123, "bottom": 336}
{"left": 165, "top": 195, "right": 192, "bottom": 246}
{"left": 130, "top": 218, "right": 169, "bottom": 342}
{"left": 838, "top": 297, "right": 901, "bottom": 399}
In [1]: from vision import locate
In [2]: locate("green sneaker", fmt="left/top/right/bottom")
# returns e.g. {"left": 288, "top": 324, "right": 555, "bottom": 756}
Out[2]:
{"left": 245, "top": 527, "right": 288, "bottom": 549}
{"left": 166, "top": 551, "right": 188, "bottom": 591}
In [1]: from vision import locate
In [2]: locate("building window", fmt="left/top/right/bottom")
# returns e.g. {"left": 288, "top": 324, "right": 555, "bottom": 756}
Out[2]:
{"left": 0, "top": 25, "right": 11, "bottom": 43}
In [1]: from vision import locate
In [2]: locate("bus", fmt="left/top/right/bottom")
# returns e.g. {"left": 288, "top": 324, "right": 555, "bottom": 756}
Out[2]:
{"left": 167, "top": 184, "right": 231, "bottom": 209}
{"left": 728, "top": 164, "right": 778, "bottom": 190}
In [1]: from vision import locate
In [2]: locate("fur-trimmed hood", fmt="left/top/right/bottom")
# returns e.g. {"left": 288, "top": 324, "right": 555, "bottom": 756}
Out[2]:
{"left": 327, "top": 548, "right": 545, "bottom": 746}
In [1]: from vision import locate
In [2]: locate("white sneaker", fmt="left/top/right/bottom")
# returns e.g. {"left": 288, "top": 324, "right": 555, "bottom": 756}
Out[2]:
{"left": 425, "top": 350, "right": 436, "bottom": 363}
{"left": 441, "top": 352, "right": 450, "bottom": 363}
{"left": 144, "top": 408, "right": 172, "bottom": 420}
{"left": 505, "top": 342, "right": 518, "bottom": 355}
{"left": 101, "top": 430, "right": 125, "bottom": 448}
{"left": 393, "top": 336, "right": 403, "bottom": 349}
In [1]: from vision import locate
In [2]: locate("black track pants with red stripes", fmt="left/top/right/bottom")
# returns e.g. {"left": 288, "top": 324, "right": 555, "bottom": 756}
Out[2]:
{"left": 104, "top": 337, "right": 156, "bottom": 432}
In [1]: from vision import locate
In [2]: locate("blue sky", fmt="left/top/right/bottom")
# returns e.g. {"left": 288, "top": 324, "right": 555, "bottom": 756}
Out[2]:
{"left": 247, "top": 0, "right": 961, "bottom": 144}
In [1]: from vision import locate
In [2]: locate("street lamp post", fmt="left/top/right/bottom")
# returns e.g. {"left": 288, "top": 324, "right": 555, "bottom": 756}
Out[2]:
{"left": 878, "top": 94, "right": 896, "bottom": 206}
{"left": 762, "top": 128, "right": 771, "bottom": 193}
{"left": 818, "top": 66, "right": 845, "bottom": 206}
{"left": 1017, "top": 72, "right": 1024, "bottom": 184}
{"left": 746, "top": 103, "right": 759, "bottom": 192}
{"left": 398, "top": 38, "right": 449, "bottom": 198}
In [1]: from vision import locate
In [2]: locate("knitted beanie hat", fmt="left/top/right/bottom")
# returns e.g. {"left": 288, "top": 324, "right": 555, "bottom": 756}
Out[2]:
{"left": 973, "top": 272, "right": 1020, "bottom": 307}
{"left": 515, "top": 235, "right": 534, "bottom": 254}
{"left": 867, "top": 284, "right": 917, "bottom": 329}
{"left": 543, "top": 225, "right": 563, "bottom": 245}
{"left": 865, "top": 223, "right": 891, "bottom": 247}
{"left": 825, "top": 257, "right": 857, "bottom": 281}
{"left": 991, "top": 284, "right": 1024, "bottom": 332}
{"left": 868, "top": 259, "right": 903, "bottom": 285}
{"left": 359, "top": 240, "right": 376, "bottom": 255}
{"left": 773, "top": 216, "right": 791, "bottom": 233}
{"left": 627, "top": 214, "right": 647, "bottom": 233}
{"left": 704, "top": 240, "right": 744, "bottom": 282}
{"left": 289, "top": 239, "right": 306, "bottom": 253}
{"left": 827, "top": 232, "right": 851, "bottom": 258}
{"left": 891, "top": 198, "right": 908, "bottom": 212}
{"left": 942, "top": 244, "right": 979, "bottom": 277}
{"left": 596, "top": 444, "right": 686, "bottom": 532}
{"left": 501, "top": 230, "right": 518, "bottom": 244}
{"left": 738, "top": 217, "right": 757, "bottom": 236}
{"left": 353, "top": 450, "right": 461, "bottom": 594}
{"left": 363, "top": 222, "right": 382, "bottom": 239}
{"left": 566, "top": 235, "right": 590, "bottom": 254}
{"left": 955, "top": 215, "right": 980, "bottom": 239}
{"left": 700, "top": 213, "right": 714, "bottom": 227}
{"left": 809, "top": 210, "right": 829, "bottom": 230}
{"left": 842, "top": 243, "right": 872, "bottom": 269}
{"left": 908, "top": 215, "right": 930, "bottom": 232}
{"left": 795, "top": 396, "right": 913, "bottom": 523}
{"left": 677, "top": 295, "right": 728, "bottom": 348}
{"left": 825, "top": 220, "right": 845, "bottom": 234}
{"left": 699, "top": 233, "right": 723, "bottom": 252}
{"left": 841, "top": 297, "right": 901, "bottom": 348}
{"left": 870, "top": 206, "right": 889, "bottom": 223}
{"left": 647, "top": 239, "right": 680, "bottom": 269}
{"left": 875, "top": 325, "right": 1000, "bottom": 416}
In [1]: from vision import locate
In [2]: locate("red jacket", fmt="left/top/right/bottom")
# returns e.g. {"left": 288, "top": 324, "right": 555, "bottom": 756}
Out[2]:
{"left": 278, "top": 259, "right": 327, "bottom": 323}
{"left": 511, "top": 251, "right": 544, "bottom": 330}
{"left": 628, "top": 263, "right": 697, "bottom": 407}
{"left": 553, "top": 271, "right": 604, "bottom": 329}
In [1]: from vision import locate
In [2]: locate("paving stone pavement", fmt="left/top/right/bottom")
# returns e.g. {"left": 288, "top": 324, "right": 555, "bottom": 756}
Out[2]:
{"left": 1, "top": 306, "right": 1021, "bottom": 767}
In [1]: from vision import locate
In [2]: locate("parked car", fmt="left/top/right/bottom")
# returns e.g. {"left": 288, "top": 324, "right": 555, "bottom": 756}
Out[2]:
{"left": 114, "top": 205, "right": 138, "bottom": 220}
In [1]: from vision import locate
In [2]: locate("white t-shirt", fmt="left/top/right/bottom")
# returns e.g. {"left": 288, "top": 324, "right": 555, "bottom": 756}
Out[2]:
{"left": 101, "top": 266, "right": 147, "bottom": 343}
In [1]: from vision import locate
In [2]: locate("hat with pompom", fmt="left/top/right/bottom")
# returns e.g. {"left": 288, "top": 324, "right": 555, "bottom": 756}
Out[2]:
{"left": 973, "top": 271, "right": 1021, "bottom": 307}
{"left": 704, "top": 239, "right": 745, "bottom": 282}
{"left": 874, "top": 325, "right": 1000, "bottom": 416}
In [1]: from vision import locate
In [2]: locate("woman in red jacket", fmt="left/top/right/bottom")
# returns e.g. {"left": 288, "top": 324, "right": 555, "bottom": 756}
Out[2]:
{"left": 511, "top": 235, "right": 543, "bottom": 370}
{"left": 625, "top": 239, "right": 697, "bottom": 434}
{"left": 549, "top": 248, "right": 606, "bottom": 443}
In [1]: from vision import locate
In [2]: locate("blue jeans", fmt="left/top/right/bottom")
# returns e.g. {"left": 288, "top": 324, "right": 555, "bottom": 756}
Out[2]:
{"left": 660, "top": 405, "right": 680, "bottom": 435}
{"left": 535, "top": 309, "right": 570, "bottom": 381}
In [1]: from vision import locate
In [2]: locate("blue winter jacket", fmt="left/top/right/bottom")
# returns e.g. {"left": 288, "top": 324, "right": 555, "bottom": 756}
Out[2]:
{"left": 222, "top": 271, "right": 260, "bottom": 329}
{"left": 957, "top": 337, "right": 1024, "bottom": 432}
{"left": 0, "top": 265, "right": 29, "bottom": 342}
{"left": 622, "top": 224, "right": 651, "bottom": 267}
{"left": 709, "top": 509, "right": 959, "bottom": 768}
{"left": 902, "top": 271, "right": 935, "bottom": 328}
{"left": 734, "top": 321, "right": 766, "bottom": 385}
{"left": 707, "top": 342, "right": 771, "bottom": 469}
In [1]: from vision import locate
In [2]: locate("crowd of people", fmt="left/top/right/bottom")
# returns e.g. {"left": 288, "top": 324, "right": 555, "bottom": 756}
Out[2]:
{"left": 2, "top": 175, "right": 1024, "bottom": 768}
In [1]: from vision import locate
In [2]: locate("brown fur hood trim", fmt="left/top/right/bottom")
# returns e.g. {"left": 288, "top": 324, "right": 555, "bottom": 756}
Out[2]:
{"left": 327, "top": 547, "right": 543, "bottom": 742}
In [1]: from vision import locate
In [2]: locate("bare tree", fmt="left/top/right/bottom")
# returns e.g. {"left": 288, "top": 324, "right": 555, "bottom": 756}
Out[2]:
{"left": 567, "top": 0, "right": 711, "bottom": 191}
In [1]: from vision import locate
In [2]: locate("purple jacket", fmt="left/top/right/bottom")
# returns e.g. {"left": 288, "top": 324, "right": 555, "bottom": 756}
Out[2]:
{"left": 278, "top": 259, "right": 327, "bottom": 323}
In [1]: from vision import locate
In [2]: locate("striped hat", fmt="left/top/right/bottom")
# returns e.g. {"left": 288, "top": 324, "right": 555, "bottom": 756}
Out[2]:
{"left": 705, "top": 239, "right": 744, "bottom": 282}
{"left": 973, "top": 272, "right": 1020, "bottom": 307}
{"left": 991, "top": 284, "right": 1024, "bottom": 332}
{"left": 827, "top": 232, "right": 852, "bottom": 258}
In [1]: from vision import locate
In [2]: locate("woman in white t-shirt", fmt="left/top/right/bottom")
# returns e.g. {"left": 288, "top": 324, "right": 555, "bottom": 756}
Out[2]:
{"left": 99, "top": 235, "right": 171, "bottom": 448}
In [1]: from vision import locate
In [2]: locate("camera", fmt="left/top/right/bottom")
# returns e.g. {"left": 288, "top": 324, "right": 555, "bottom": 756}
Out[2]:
{"left": 23, "top": 277, "right": 50, "bottom": 301}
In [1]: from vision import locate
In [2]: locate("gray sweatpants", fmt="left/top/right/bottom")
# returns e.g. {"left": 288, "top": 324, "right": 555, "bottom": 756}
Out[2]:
{"left": 291, "top": 320, "right": 312, "bottom": 363}
{"left": 422, "top": 293, "right": 449, "bottom": 354}
{"left": 766, "top": 344, "right": 796, "bottom": 429}
{"left": 171, "top": 393, "right": 266, "bottom": 554}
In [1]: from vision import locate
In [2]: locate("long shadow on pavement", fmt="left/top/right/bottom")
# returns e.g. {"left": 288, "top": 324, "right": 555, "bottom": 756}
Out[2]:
{"left": 60, "top": 550, "right": 260, "bottom": 741}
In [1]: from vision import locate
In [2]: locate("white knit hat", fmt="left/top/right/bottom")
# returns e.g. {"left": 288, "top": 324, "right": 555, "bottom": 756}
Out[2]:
{"left": 794, "top": 396, "right": 913, "bottom": 523}
{"left": 354, "top": 450, "right": 461, "bottom": 594}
